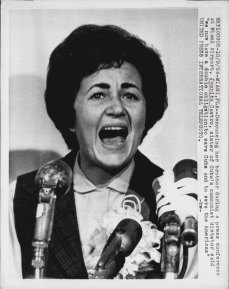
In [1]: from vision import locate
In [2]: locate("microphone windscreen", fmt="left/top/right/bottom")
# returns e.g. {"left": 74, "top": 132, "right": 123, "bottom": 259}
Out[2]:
{"left": 114, "top": 218, "right": 142, "bottom": 256}
{"left": 173, "top": 159, "right": 197, "bottom": 182}
{"left": 93, "top": 218, "right": 142, "bottom": 278}
{"left": 35, "top": 160, "right": 72, "bottom": 197}
{"left": 152, "top": 159, "right": 197, "bottom": 197}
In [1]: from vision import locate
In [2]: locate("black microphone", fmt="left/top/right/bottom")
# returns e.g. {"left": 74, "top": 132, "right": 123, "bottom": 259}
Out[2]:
{"left": 92, "top": 218, "right": 142, "bottom": 279}
{"left": 31, "top": 160, "right": 72, "bottom": 278}
{"left": 152, "top": 159, "right": 198, "bottom": 247}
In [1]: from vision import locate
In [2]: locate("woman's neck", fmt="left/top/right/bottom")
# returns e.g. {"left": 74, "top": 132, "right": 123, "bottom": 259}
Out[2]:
{"left": 78, "top": 154, "right": 130, "bottom": 188}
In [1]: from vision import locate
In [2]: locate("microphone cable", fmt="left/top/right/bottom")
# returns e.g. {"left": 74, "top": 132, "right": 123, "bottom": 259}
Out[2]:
{"left": 177, "top": 245, "right": 188, "bottom": 279}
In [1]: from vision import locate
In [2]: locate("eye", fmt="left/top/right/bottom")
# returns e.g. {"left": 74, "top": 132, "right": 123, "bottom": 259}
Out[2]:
{"left": 90, "top": 92, "right": 105, "bottom": 100}
{"left": 123, "top": 92, "right": 139, "bottom": 101}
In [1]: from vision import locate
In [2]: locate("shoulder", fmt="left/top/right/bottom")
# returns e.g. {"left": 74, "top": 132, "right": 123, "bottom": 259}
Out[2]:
{"left": 15, "top": 170, "right": 38, "bottom": 196}
{"left": 134, "top": 150, "right": 163, "bottom": 180}
{"left": 130, "top": 150, "right": 164, "bottom": 202}
{"left": 131, "top": 150, "right": 163, "bottom": 228}
{"left": 14, "top": 150, "right": 77, "bottom": 199}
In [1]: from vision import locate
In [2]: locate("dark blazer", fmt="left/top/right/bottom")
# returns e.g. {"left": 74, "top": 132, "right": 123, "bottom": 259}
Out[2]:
{"left": 14, "top": 150, "right": 163, "bottom": 279}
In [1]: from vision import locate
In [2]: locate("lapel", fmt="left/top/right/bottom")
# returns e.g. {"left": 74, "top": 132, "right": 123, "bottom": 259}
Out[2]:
{"left": 49, "top": 185, "right": 88, "bottom": 278}
{"left": 48, "top": 150, "right": 88, "bottom": 278}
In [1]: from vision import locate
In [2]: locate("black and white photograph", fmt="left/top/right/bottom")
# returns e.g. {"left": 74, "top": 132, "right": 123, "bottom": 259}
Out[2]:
{"left": 1, "top": 1, "right": 228, "bottom": 289}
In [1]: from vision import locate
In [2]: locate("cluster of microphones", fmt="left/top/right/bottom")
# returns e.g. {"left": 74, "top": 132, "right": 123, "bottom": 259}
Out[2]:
{"left": 31, "top": 159, "right": 197, "bottom": 279}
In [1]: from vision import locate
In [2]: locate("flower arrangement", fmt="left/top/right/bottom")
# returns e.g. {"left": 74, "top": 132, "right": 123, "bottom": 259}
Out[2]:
{"left": 84, "top": 193, "right": 164, "bottom": 279}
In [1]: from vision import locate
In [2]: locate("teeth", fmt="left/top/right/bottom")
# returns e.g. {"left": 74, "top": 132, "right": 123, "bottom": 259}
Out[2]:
{"left": 99, "top": 126, "right": 128, "bottom": 141}
{"left": 104, "top": 127, "right": 124, "bottom": 131}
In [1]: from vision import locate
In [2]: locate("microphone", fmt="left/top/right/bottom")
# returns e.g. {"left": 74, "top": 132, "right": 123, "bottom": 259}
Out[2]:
{"left": 92, "top": 218, "right": 142, "bottom": 279}
{"left": 153, "top": 159, "right": 198, "bottom": 247}
{"left": 152, "top": 159, "right": 197, "bottom": 278}
{"left": 31, "top": 160, "right": 72, "bottom": 278}
{"left": 34, "top": 159, "right": 72, "bottom": 198}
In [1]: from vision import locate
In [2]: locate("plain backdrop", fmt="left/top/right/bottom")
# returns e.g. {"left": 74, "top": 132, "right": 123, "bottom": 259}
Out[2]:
{"left": 9, "top": 8, "right": 198, "bottom": 180}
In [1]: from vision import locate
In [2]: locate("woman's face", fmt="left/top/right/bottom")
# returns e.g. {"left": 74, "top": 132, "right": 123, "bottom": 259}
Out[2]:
{"left": 73, "top": 62, "right": 146, "bottom": 172}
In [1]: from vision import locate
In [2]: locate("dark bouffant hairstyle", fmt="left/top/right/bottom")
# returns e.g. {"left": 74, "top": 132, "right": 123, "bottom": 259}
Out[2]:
{"left": 45, "top": 24, "right": 167, "bottom": 150}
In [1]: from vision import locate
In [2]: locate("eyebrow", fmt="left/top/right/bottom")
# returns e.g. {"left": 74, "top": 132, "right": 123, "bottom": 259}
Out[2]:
{"left": 121, "top": 83, "right": 141, "bottom": 91}
{"left": 86, "top": 82, "right": 141, "bottom": 94}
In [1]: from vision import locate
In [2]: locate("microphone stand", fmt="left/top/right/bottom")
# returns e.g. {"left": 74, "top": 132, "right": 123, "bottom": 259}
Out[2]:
{"left": 160, "top": 212, "right": 181, "bottom": 279}
{"left": 31, "top": 179, "right": 57, "bottom": 279}
{"left": 161, "top": 214, "right": 198, "bottom": 279}
{"left": 31, "top": 160, "right": 72, "bottom": 279}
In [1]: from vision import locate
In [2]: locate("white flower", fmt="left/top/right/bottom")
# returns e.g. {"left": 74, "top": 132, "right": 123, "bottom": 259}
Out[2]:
{"left": 86, "top": 194, "right": 164, "bottom": 279}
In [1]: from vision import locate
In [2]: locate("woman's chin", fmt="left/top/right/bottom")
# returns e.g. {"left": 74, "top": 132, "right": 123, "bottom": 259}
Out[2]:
{"left": 95, "top": 151, "right": 132, "bottom": 172}
{"left": 93, "top": 139, "right": 136, "bottom": 172}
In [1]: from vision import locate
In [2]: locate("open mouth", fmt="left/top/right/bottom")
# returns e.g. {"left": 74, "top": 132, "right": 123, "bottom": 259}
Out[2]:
{"left": 99, "top": 126, "right": 129, "bottom": 146}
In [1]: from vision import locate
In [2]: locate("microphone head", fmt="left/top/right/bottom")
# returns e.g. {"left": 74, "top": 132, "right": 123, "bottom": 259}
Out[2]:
{"left": 35, "top": 160, "right": 72, "bottom": 197}
{"left": 113, "top": 218, "right": 142, "bottom": 256}
{"left": 173, "top": 159, "right": 197, "bottom": 181}
{"left": 152, "top": 159, "right": 197, "bottom": 197}
{"left": 93, "top": 218, "right": 142, "bottom": 278}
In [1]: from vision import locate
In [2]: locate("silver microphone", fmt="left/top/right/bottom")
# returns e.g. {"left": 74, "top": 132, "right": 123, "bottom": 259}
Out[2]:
{"left": 31, "top": 160, "right": 72, "bottom": 278}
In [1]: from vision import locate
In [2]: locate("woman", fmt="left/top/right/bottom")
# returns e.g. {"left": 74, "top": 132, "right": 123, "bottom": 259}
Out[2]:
{"left": 11, "top": 24, "right": 197, "bottom": 279}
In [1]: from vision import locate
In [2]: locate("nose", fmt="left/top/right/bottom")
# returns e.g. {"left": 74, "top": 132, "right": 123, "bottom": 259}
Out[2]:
{"left": 105, "top": 95, "right": 126, "bottom": 117}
